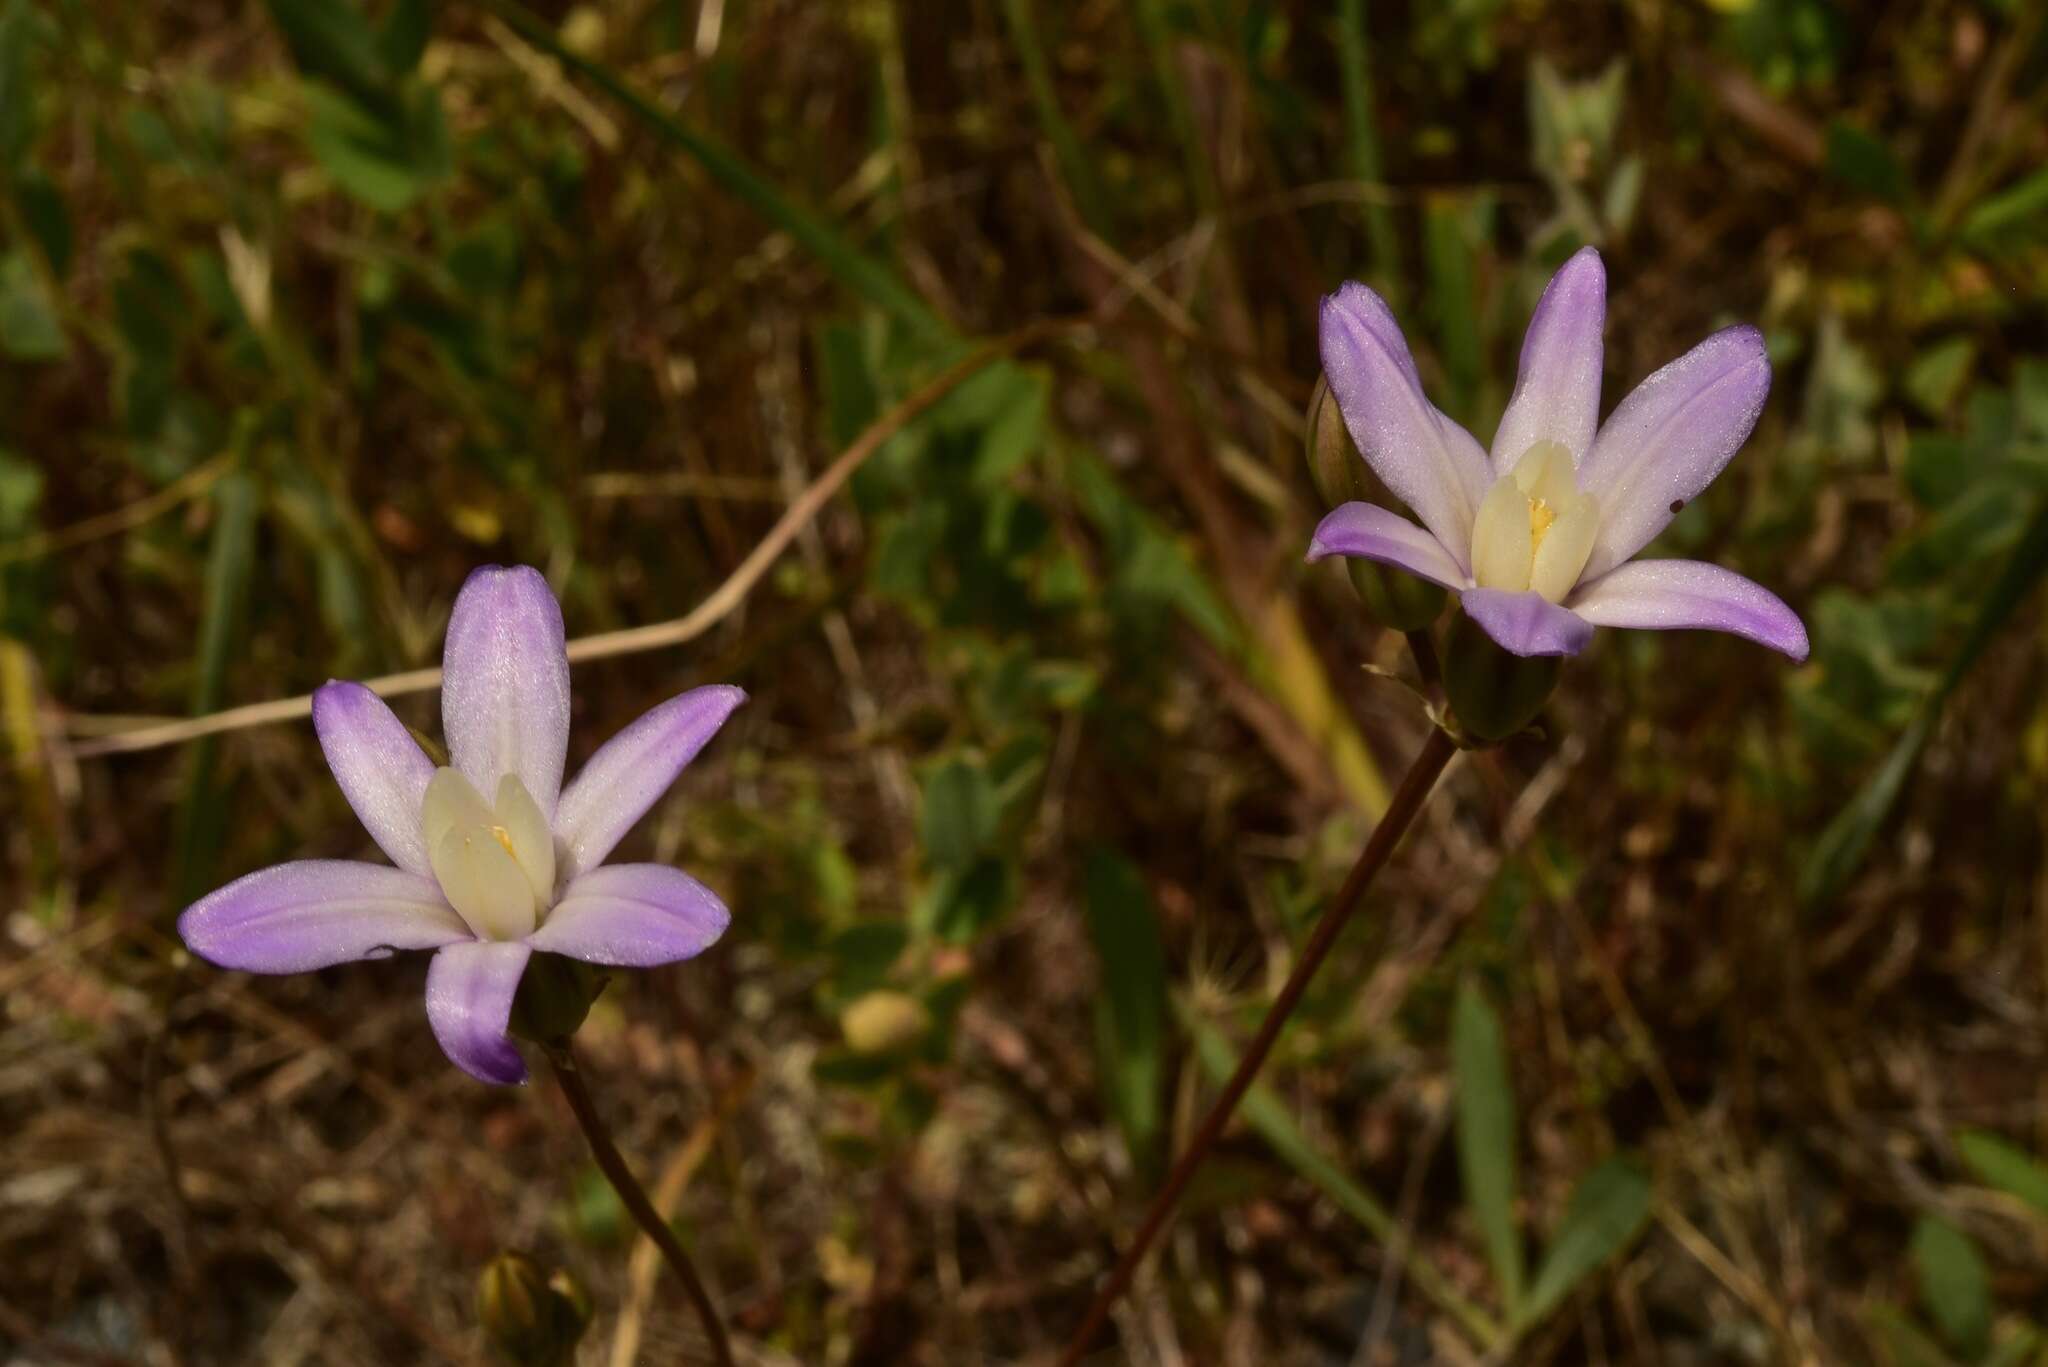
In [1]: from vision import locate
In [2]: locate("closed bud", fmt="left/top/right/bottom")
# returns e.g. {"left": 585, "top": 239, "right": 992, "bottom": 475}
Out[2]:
{"left": 508, "top": 953, "right": 607, "bottom": 1045}
{"left": 545, "top": 1268, "right": 594, "bottom": 1337}
{"left": 840, "top": 990, "right": 929, "bottom": 1055}
{"left": 1442, "top": 612, "right": 1561, "bottom": 744}
{"left": 1305, "top": 376, "right": 1447, "bottom": 632}
{"left": 477, "top": 1252, "right": 588, "bottom": 1367}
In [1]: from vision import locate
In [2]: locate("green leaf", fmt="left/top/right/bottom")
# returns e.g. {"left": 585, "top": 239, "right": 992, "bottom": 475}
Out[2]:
{"left": 0, "top": 249, "right": 63, "bottom": 360}
{"left": 1960, "top": 168, "right": 2048, "bottom": 246}
{"left": 12, "top": 168, "right": 70, "bottom": 274}
{"left": 1181, "top": 1006, "right": 1504, "bottom": 1350}
{"left": 377, "top": 0, "right": 434, "bottom": 76}
{"left": 1958, "top": 1130, "right": 2048, "bottom": 1213}
{"left": 1903, "top": 339, "right": 1976, "bottom": 419}
{"left": 1913, "top": 1216, "right": 1990, "bottom": 1360}
{"left": 1803, "top": 502, "right": 2048, "bottom": 910}
{"left": 0, "top": 447, "right": 42, "bottom": 537}
{"left": 1825, "top": 121, "right": 1909, "bottom": 203}
{"left": 0, "top": 0, "right": 41, "bottom": 169}
{"left": 266, "top": 0, "right": 398, "bottom": 112}
{"left": 1081, "top": 850, "right": 1167, "bottom": 1172}
{"left": 1518, "top": 1159, "right": 1651, "bottom": 1329}
{"left": 302, "top": 80, "right": 447, "bottom": 212}
{"left": 1454, "top": 981, "right": 1525, "bottom": 1313}
{"left": 920, "top": 757, "right": 998, "bottom": 872}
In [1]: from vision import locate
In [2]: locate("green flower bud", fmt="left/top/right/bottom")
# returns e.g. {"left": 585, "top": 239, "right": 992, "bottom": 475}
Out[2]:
{"left": 1305, "top": 376, "right": 1447, "bottom": 632}
{"left": 508, "top": 954, "right": 608, "bottom": 1045}
{"left": 477, "top": 1252, "right": 588, "bottom": 1367}
{"left": 1442, "top": 611, "right": 1562, "bottom": 743}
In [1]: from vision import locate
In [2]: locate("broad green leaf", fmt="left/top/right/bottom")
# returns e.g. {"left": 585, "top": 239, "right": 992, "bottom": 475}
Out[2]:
{"left": 1182, "top": 1007, "right": 1503, "bottom": 1350}
{"left": 1803, "top": 502, "right": 2048, "bottom": 910}
{"left": 377, "top": 0, "right": 433, "bottom": 76}
{"left": 1961, "top": 168, "right": 2048, "bottom": 246}
{"left": 12, "top": 168, "right": 69, "bottom": 274}
{"left": 1081, "top": 850, "right": 1167, "bottom": 1172}
{"left": 0, "top": 250, "right": 63, "bottom": 360}
{"left": 1913, "top": 1216, "right": 1990, "bottom": 1360}
{"left": 1518, "top": 1158, "right": 1651, "bottom": 1329}
{"left": 1904, "top": 339, "right": 1976, "bottom": 419}
{"left": 1454, "top": 981, "right": 1524, "bottom": 1313}
{"left": 1825, "top": 121, "right": 1909, "bottom": 203}
{"left": 920, "top": 758, "right": 997, "bottom": 873}
{"left": 0, "top": 447, "right": 41, "bottom": 537}
{"left": 1958, "top": 1130, "right": 2048, "bottom": 1213}
{"left": 302, "top": 81, "right": 447, "bottom": 212}
{"left": 265, "top": 0, "right": 397, "bottom": 112}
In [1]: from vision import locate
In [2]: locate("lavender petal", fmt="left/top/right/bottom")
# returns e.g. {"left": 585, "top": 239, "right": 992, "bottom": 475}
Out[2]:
{"left": 178, "top": 861, "right": 470, "bottom": 973}
{"left": 424, "top": 940, "right": 533, "bottom": 1085}
{"left": 1568, "top": 559, "right": 1808, "bottom": 659}
{"left": 1320, "top": 282, "right": 1493, "bottom": 570}
{"left": 1490, "top": 247, "right": 1605, "bottom": 473}
{"left": 1306, "top": 502, "right": 1468, "bottom": 589}
{"left": 553, "top": 685, "right": 747, "bottom": 881}
{"left": 440, "top": 565, "right": 573, "bottom": 818}
{"left": 1459, "top": 588, "right": 1595, "bottom": 657}
{"left": 312, "top": 681, "right": 437, "bottom": 875}
{"left": 529, "top": 864, "right": 731, "bottom": 967}
{"left": 1576, "top": 326, "right": 1772, "bottom": 580}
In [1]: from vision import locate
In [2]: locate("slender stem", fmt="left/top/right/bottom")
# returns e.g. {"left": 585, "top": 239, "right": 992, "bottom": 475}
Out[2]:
{"left": 1055, "top": 726, "right": 1459, "bottom": 1366}
{"left": 544, "top": 1041, "right": 734, "bottom": 1367}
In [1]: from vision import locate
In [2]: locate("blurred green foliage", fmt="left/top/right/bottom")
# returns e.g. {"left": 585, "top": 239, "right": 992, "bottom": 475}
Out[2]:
{"left": 6, "top": 0, "right": 2048, "bottom": 1361}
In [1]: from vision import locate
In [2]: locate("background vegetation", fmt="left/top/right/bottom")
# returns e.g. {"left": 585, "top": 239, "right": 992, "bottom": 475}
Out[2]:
{"left": 4, "top": 0, "right": 2047, "bottom": 1362}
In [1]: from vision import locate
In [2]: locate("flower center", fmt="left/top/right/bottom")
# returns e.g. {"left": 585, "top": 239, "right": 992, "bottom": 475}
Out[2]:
{"left": 1470, "top": 440, "right": 1600, "bottom": 603}
{"left": 420, "top": 767, "right": 556, "bottom": 941}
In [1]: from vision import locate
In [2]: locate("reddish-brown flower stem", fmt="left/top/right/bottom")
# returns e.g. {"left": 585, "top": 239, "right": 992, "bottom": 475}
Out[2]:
{"left": 544, "top": 1040, "right": 733, "bottom": 1367}
{"left": 1055, "top": 725, "right": 1459, "bottom": 1366}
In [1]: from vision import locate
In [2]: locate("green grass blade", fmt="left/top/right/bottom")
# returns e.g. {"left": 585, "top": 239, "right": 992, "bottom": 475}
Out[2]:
{"left": 1335, "top": 0, "right": 1403, "bottom": 300}
{"left": 1182, "top": 1003, "right": 1504, "bottom": 1349}
{"left": 1517, "top": 1158, "right": 1650, "bottom": 1331}
{"left": 1453, "top": 980, "right": 1524, "bottom": 1314}
{"left": 172, "top": 465, "right": 259, "bottom": 905}
{"left": 999, "top": 0, "right": 1112, "bottom": 237}
{"left": 1081, "top": 849, "right": 1167, "bottom": 1174}
{"left": 472, "top": 0, "right": 953, "bottom": 344}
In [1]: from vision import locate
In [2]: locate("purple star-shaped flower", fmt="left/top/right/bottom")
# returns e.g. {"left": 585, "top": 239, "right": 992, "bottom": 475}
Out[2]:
{"left": 1307, "top": 247, "right": 1808, "bottom": 660}
{"left": 179, "top": 565, "right": 744, "bottom": 1084}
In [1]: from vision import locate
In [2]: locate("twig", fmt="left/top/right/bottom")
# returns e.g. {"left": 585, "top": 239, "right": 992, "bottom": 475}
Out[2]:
{"left": 544, "top": 1040, "right": 734, "bottom": 1367}
{"left": 1054, "top": 726, "right": 1459, "bottom": 1366}
{"left": 65, "top": 322, "right": 1073, "bottom": 758}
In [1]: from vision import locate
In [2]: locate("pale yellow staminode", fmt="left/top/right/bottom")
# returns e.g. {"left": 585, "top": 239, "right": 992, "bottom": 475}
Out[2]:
{"left": 421, "top": 767, "right": 556, "bottom": 941}
{"left": 1469, "top": 440, "right": 1600, "bottom": 602}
